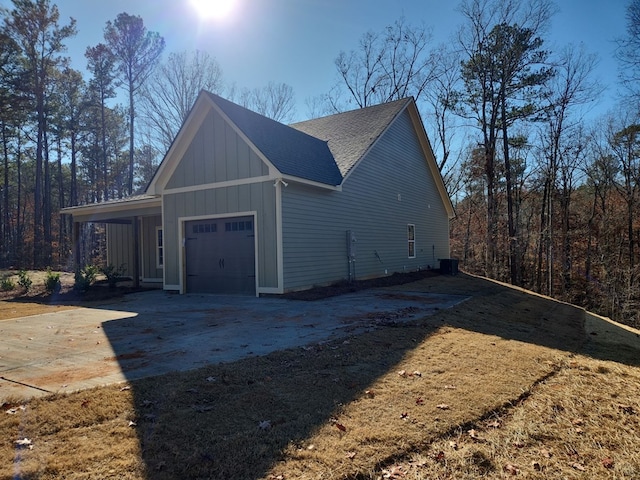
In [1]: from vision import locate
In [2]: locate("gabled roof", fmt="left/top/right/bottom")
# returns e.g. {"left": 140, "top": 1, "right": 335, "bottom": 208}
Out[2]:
{"left": 205, "top": 92, "right": 343, "bottom": 186}
{"left": 291, "top": 98, "right": 411, "bottom": 178}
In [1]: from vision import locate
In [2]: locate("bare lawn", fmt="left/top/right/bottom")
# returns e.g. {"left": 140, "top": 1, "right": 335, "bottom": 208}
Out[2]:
{"left": 2, "top": 274, "right": 639, "bottom": 479}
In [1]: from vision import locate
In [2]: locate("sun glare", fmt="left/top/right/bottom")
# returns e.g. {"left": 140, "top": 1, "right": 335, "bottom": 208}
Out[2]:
{"left": 190, "top": 0, "right": 237, "bottom": 20}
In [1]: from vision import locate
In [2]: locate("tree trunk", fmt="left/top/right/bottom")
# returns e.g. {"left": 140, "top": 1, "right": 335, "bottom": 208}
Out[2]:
{"left": 2, "top": 121, "right": 10, "bottom": 266}
{"left": 128, "top": 85, "right": 135, "bottom": 195}
{"left": 43, "top": 129, "right": 52, "bottom": 266}
{"left": 501, "top": 98, "right": 518, "bottom": 286}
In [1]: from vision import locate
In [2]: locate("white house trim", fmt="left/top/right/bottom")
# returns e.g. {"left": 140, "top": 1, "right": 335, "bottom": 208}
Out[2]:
{"left": 163, "top": 175, "right": 274, "bottom": 195}
{"left": 274, "top": 180, "right": 285, "bottom": 294}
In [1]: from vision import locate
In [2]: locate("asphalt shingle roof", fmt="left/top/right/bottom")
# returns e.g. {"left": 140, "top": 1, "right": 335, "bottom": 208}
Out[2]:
{"left": 207, "top": 92, "right": 343, "bottom": 186}
{"left": 208, "top": 92, "right": 411, "bottom": 186}
{"left": 290, "top": 98, "right": 411, "bottom": 177}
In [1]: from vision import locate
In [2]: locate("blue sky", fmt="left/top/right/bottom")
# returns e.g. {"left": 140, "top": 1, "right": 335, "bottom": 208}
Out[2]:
{"left": 0, "top": 0, "right": 630, "bottom": 121}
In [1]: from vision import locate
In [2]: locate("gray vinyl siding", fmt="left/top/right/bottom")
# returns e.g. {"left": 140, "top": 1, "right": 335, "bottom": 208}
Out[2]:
{"left": 163, "top": 181, "right": 278, "bottom": 288}
{"left": 165, "top": 109, "right": 269, "bottom": 190}
{"left": 281, "top": 110, "right": 450, "bottom": 291}
{"left": 106, "top": 223, "right": 134, "bottom": 278}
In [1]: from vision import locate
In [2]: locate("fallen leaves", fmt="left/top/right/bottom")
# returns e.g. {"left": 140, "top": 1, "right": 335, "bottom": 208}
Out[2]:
{"left": 382, "top": 464, "right": 407, "bottom": 478}
{"left": 503, "top": 463, "right": 520, "bottom": 475}
{"left": 602, "top": 457, "right": 614, "bottom": 469}
{"left": 14, "top": 438, "right": 33, "bottom": 449}
{"left": 486, "top": 419, "right": 501, "bottom": 428}
{"left": 467, "top": 429, "right": 483, "bottom": 441}
{"left": 258, "top": 420, "right": 271, "bottom": 430}
{"left": 5, "top": 405, "right": 26, "bottom": 414}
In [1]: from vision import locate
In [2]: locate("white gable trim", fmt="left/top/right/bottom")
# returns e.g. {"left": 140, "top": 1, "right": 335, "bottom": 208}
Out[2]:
{"left": 148, "top": 92, "right": 282, "bottom": 195}
{"left": 147, "top": 97, "right": 212, "bottom": 195}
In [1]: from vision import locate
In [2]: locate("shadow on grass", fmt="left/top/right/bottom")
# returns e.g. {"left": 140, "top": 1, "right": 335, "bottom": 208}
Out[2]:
{"left": 101, "top": 273, "right": 640, "bottom": 479}
{"left": 114, "top": 322, "right": 440, "bottom": 479}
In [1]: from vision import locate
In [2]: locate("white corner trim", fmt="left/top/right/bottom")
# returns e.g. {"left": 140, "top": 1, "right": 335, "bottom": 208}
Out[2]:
{"left": 275, "top": 180, "right": 284, "bottom": 292}
{"left": 258, "top": 286, "right": 284, "bottom": 295}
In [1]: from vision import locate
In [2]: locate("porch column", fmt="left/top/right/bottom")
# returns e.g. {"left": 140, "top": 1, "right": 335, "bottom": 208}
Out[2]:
{"left": 133, "top": 216, "right": 140, "bottom": 289}
{"left": 72, "top": 220, "right": 81, "bottom": 273}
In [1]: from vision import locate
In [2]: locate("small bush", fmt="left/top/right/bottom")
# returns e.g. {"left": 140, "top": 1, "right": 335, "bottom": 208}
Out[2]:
{"left": 1, "top": 276, "right": 15, "bottom": 291}
{"left": 44, "top": 268, "right": 61, "bottom": 294}
{"left": 17, "top": 269, "right": 32, "bottom": 292}
{"left": 101, "top": 264, "right": 126, "bottom": 289}
{"left": 74, "top": 264, "right": 99, "bottom": 293}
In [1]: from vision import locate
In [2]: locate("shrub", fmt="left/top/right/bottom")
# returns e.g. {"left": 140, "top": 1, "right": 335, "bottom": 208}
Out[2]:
{"left": 1, "top": 276, "right": 15, "bottom": 291}
{"left": 17, "top": 270, "right": 32, "bottom": 292}
{"left": 100, "top": 264, "right": 126, "bottom": 289}
{"left": 44, "top": 268, "right": 61, "bottom": 294}
{"left": 74, "top": 264, "right": 99, "bottom": 293}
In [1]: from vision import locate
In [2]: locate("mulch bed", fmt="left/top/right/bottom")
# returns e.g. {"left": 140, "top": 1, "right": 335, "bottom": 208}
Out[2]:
{"left": 278, "top": 269, "right": 442, "bottom": 301}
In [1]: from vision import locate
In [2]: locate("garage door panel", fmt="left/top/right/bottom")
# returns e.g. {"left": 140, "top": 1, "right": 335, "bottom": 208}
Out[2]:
{"left": 185, "top": 216, "right": 255, "bottom": 294}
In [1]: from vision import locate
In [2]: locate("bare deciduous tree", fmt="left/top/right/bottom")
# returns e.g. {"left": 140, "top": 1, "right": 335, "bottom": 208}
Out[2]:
{"left": 234, "top": 81, "right": 296, "bottom": 123}
{"left": 141, "top": 50, "right": 224, "bottom": 152}
{"left": 331, "top": 17, "right": 436, "bottom": 110}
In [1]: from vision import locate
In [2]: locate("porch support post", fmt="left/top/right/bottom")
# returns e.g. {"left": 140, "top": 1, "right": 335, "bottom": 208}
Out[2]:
{"left": 133, "top": 216, "right": 140, "bottom": 289}
{"left": 72, "top": 220, "right": 81, "bottom": 273}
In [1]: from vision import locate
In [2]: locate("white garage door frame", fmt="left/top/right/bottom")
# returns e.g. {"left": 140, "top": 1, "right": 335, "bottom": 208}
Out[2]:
{"left": 178, "top": 211, "right": 259, "bottom": 296}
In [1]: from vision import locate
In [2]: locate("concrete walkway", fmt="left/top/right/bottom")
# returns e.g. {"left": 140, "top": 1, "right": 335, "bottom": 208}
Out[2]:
{"left": 0, "top": 289, "right": 467, "bottom": 402}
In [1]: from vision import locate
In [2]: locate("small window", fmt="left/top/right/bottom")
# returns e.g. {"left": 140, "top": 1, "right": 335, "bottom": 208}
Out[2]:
{"left": 225, "top": 222, "right": 231, "bottom": 232}
{"left": 245, "top": 221, "right": 252, "bottom": 231}
{"left": 407, "top": 224, "right": 416, "bottom": 258}
{"left": 156, "top": 227, "right": 164, "bottom": 268}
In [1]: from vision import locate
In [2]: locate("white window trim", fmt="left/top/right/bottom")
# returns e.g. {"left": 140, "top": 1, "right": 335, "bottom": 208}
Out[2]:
{"left": 156, "top": 226, "right": 164, "bottom": 269}
{"left": 407, "top": 224, "right": 416, "bottom": 259}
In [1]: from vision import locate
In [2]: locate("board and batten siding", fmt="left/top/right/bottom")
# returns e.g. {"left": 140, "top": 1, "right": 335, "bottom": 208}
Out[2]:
{"left": 165, "top": 109, "right": 269, "bottom": 190}
{"left": 106, "top": 216, "right": 162, "bottom": 281}
{"left": 281, "top": 109, "right": 450, "bottom": 291}
{"left": 106, "top": 223, "right": 135, "bottom": 278}
{"left": 162, "top": 182, "right": 278, "bottom": 289}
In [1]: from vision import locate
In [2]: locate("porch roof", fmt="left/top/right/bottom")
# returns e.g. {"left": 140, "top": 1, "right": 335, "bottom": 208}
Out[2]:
{"left": 61, "top": 195, "right": 161, "bottom": 223}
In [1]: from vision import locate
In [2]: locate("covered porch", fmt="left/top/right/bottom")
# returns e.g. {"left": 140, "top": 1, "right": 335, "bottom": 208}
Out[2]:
{"left": 62, "top": 195, "right": 163, "bottom": 289}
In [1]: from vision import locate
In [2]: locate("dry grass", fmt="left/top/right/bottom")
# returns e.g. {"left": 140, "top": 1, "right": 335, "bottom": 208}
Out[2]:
{"left": 1, "top": 274, "right": 639, "bottom": 479}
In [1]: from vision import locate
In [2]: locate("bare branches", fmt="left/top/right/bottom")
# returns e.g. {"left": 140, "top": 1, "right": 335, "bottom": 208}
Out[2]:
{"left": 331, "top": 18, "right": 436, "bottom": 109}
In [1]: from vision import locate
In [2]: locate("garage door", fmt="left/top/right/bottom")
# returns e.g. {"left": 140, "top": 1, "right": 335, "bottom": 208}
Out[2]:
{"left": 185, "top": 216, "right": 256, "bottom": 294}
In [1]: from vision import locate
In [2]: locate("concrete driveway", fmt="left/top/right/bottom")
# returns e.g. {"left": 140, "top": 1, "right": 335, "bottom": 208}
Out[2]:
{"left": 0, "top": 288, "right": 466, "bottom": 402}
